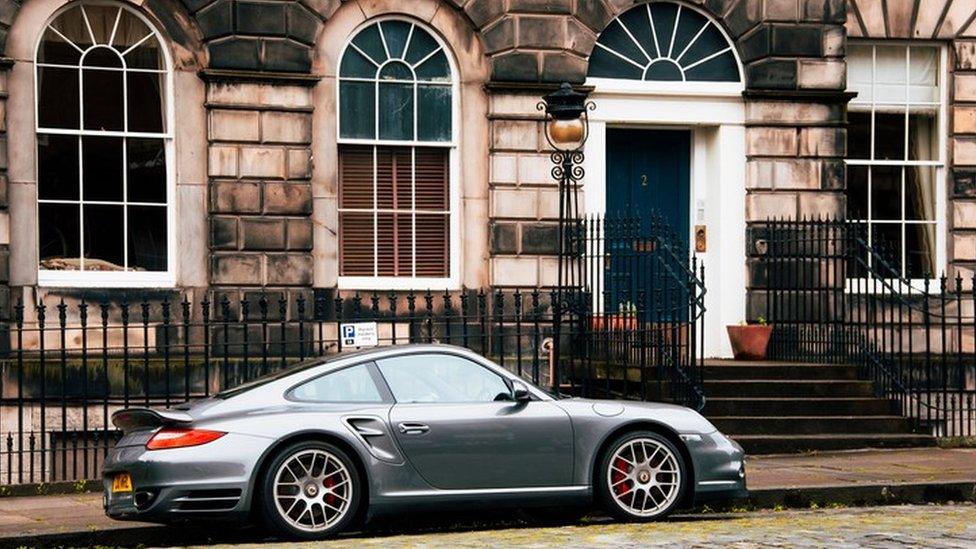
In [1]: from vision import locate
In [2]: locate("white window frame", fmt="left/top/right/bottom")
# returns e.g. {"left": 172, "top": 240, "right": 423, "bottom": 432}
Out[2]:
{"left": 335, "top": 16, "right": 460, "bottom": 291}
{"left": 33, "top": 1, "right": 176, "bottom": 288}
{"left": 844, "top": 41, "right": 948, "bottom": 292}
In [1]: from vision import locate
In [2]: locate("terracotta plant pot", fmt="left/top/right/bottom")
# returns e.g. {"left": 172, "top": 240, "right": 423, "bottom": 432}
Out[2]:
{"left": 726, "top": 324, "right": 773, "bottom": 361}
{"left": 590, "top": 314, "right": 639, "bottom": 331}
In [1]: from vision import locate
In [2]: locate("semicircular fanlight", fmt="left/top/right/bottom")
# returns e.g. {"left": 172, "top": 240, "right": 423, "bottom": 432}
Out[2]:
{"left": 588, "top": 2, "right": 741, "bottom": 83}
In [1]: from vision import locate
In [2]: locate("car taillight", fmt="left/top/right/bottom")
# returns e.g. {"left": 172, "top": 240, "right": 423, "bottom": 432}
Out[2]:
{"left": 146, "top": 428, "right": 226, "bottom": 450}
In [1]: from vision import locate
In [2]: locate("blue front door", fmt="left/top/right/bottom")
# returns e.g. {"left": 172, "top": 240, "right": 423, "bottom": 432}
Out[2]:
{"left": 605, "top": 128, "right": 691, "bottom": 319}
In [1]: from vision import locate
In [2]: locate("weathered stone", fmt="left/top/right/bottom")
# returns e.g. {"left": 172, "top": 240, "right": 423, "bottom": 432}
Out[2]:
{"left": 492, "top": 188, "right": 538, "bottom": 218}
{"left": 823, "top": 25, "right": 844, "bottom": 56}
{"left": 210, "top": 216, "right": 238, "bottom": 249}
{"left": 208, "top": 38, "right": 261, "bottom": 70}
{"left": 954, "top": 40, "right": 976, "bottom": 70}
{"left": 956, "top": 107, "right": 976, "bottom": 134}
{"left": 771, "top": 25, "right": 822, "bottom": 56}
{"left": 518, "top": 154, "right": 558, "bottom": 185}
{"left": 799, "top": 127, "right": 846, "bottom": 157}
{"left": 286, "top": 218, "right": 313, "bottom": 250}
{"left": 747, "top": 59, "right": 798, "bottom": 89}
{"left": 241, "top": 218, "right": 287, "bottom": 250}
{"left": 509, "top": 0, "right": 572, "bottom": 14}
{"left": 491, "top": 154, "right": 518, "bottom": 183}
{"left": 746, "top": 192, "right": 797, "bottom": 221}
{"left": 212, "top": 254, "right": 263, "bottom": 285}
{"left": 482, "top": 17, "right": 516, "bottom": 53}
{"left": 954, "top": 170, "right": 976, "bottom": 197}
{"left": 574, "top": 0, "right": 614, "bottom": 32}
{"left": 798, "top": 60, "right": 845, "bottom": 89}
{"left": 492, "top": 120, "right": 539, "bottom": 151}
{"left": 565, "top": 18, "right": 596, "bottom": 56}
{"left": 517, "top": 16, "right": 565, "bottom": 49}
{"left": 521, "top": 223, "right": 559, "bottom": 254}
{"left": 262, "top": 39, "right": 310, "bottom": 72}
{"left": 738, "top": 25, "right": 770, "bottom": 62}
{"left": 492, "top": 257, "right": 538, "bottom": 286}
{"left": 764, "top": 0, "right": 797, "bottom": 20}
{"left": 884, "top": 0, "right": 914, "bottom": 37}
{"left": 209, "top": 145, "right": 238, "bottom": 177}
{"left": 915, "top": 0, "right": 949, "bottom": 37}
{"left": 955, "top": 74, "right": 976, "bottom": 101}
{"left": 262, "top": 112, "right": 311, "bottom": 144}
{"left": 747, "top": 100, "right": 841, "bottom": 124}
{"left": 211, "top": 181, "right": 262, "bottom": 214}
{"left": 490, "top": 222, "right": 518, "bottom": 254}
{"left": 196, "top": 0, "right": 233, "bottom": 38}
{"left": 798, "top": 191, "right": 844, "bottom": 217}
{"left": 955, "top": 138, "right": 976, "bottom": 165}
{"left": 820, "top": 159, "right": 845, "bottom": 189}
{"left": 286, "top": 3, "right": 320, "bottom": 45}
{"left": 236, "top": 1, "right": 286, "bottom": 34}
{"left": 492, "top": 51, "right": 540, "bottom": 82}
{"left": 211, "top": 110, "right": 259, "bottom": 142}
{"left": 537, "top": 188, "right": 561, "bottom": 219}
{"left": 265, "top": 182, "right": 312, "bottom": 214}
{"left": 725, "top": 0, "right": 762, "bottom": 37}
{"left": 746, "top": 127, "right": 798, "bottom": 157}
{"left": 938, "top": 0, "right": 976, "bottom": 37}
{"left": 954, "top": 201, "right": 976, "bottom": 229}
{"left": 266, "top": 254, "right": 313, "bottom": 285}
{"left": 240, "top": 147, "right": 286, "bottom": 178}
{"left": 748, "top": 159, "right": 821, "bottom": 189}
{"left": 465, "top": 0, "right": 506, "bottom": 27}
{"left": 541, "top": 52, "right": 588, "bottom": 83}
{"left": 287, "top": 149, "right": 312, "bottom": 179}
{"left": 954, "top": 233, "right": 976, "bottom": 261}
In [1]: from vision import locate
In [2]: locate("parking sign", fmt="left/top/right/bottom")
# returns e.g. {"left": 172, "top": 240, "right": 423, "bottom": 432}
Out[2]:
{"left": 340, "top": 322, "right": 379, "bottom": 348}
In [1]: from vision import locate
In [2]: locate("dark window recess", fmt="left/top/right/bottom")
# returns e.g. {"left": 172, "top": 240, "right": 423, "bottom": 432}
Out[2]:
{"left": 37, "top": 67, "right": 80, "bottom": 129}
{"left": 38, "top": 134, "right": 79, "bottom": 201}
{"left": 83, "top": 204, "right": 124, "bottom": 269}
{"left": 38, "top": 204, "right": 80, "bottom": 264}
{"left": 127, "top": 138, "right": 166, "bottom": 203}
{"left": 127, "top": 206, "right": 168, "bottom": 272}
{"left": 82, "top": 136, "right": 124, "bottom": 201}
{"left": 82, "top": 68, "right": 124, "bottom": 131}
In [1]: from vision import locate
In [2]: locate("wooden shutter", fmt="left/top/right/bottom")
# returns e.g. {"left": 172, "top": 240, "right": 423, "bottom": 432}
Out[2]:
{"left": 414, "top": 147, "right": 449, "bottom": 277}
{"left": 339, "top": 145, "right": 374, "bottom": 276}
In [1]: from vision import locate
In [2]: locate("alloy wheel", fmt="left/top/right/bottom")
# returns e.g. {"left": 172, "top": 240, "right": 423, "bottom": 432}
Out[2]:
{"left": 272, "top": 448, "right": 353, "bottom": 532}
{"left": 606, "top": 437, "right": 681, "bottom": 517}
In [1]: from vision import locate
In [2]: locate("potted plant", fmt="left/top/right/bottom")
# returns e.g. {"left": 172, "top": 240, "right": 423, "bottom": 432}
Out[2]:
{"left": 726, "top": 317, "right": 773, "bottom": 360}
{"left": 591, "top": 301, "right": 639, "bottom": 331}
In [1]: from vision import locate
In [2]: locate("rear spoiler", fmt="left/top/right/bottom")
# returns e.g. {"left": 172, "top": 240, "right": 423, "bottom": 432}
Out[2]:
{"left": 112, "top": 408, "right": 193, "bottom": 434}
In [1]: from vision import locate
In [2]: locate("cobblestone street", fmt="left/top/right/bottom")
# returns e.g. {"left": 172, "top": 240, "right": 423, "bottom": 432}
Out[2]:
{"left": 201, "top": 504, "right": 976, "bottom": 549}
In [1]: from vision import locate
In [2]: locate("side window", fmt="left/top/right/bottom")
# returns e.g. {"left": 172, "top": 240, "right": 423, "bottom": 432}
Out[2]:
{"left": 376, "top": 354, "right": 511, "bottom": 403}
{"left": 289, "top": 364, "right": 384, "bottom": 403}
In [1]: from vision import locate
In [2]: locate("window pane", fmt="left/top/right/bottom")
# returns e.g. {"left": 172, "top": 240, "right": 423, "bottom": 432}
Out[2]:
{"left": 871, "top": 223, "right": 903, "bottom": 277}
{"left": 847, "top": 110, "right": 871, "bottom": 160}
{"left": 38, "top": 203, "right": 80, "bottom": 267}
{"left": 127, "top": 205, "right": 167, "bottom": 271}
{"left": 380, "top": 20, "right": 412, "bottom": 59}
{"left": 339, "top": 81, "right": 375, "bottom": 139}
{"left": 846, "top": 165, "right": 868, "bottom": 220}
{"left": 404, "top": 28, "right": 439, "bottom": 65}
{"left": 680, "top": 24, "right": 728, "bottom": 68}
{"left": 414, "top": 51, "right": 451, "bottom": 82}
{"left": 338, "top": 145, "right": 374, "bottom": 209}
{"left": 417, "top": 85, "right": 452, "bottom": 142}
{"left": 376, "top": 354, "right": 510, "bottom": 403}
{"left": 48, "top": 6, "right": 93, "bottom": 50}
{"left": 905, "top": 167, "right": 936, "bottom": 221}
{"left": 874, "top": 45, "right": 907, "bottom": 104}
{"left": 83, "top": 68, "right": 123, "bottom": 130}
{"left": 127, "top": 72, "right": 164, "bottom": 133}
{"left": 83, "top": 136, "right": 123, "bottom": 201}
{"left": 593, "top": 20, "right": 648, "bottom": 67}
{"left": 873, "top": 111, "right": 906, "bottom": 160}
{"left": 127, "top": 138, "right": 166, "bottom": 203}
{"left": 351, "top": 24, "right": 387, "bottom": 65}
{"left": 378, "top": 82, "right": 414, "bottom": 140}
{"left": 83, "top": 204, "right": 124, "bottom": 270}
{"left": 847, "top": 45, "right": 874, "bottom": 104}
{"left": 339, "top": 212, "right": 374, "bottom": 276}
{"left": 908, "top": 46, "right": 939, "bottom": 103}
{"left": 415, "top": 214, "right": 449, "bottom": 277}
{"left": 290, "top": 364, "right": 383, "bottom": 402}
{"left": 82, "top": 5, "right": 121, "bottom": 44}
{"left": 906, "top": 223, "right": 936, "bottom": 279}
{"left": 123, "top": 35, "right": 163, "bottom": 70}
{"left": 379, "top": 61, "right": 413, "bottom": 80}
{"left": 908, "top": 110, "right": 937, "bottom": 161}
{"left": 84, "top": 47, "right": 122, "bottom": 68}
{"left": 683, "top": 50, "right": 739, "bottom": 82}
{"left": 339, "top": 47, "right": 377, "bottom": 78}
{"left": 37, "top": 67, "right": 80, "bottom": 129}
{"left": 588, "top": 46, "right": 644, "bottom": 80}
{"left": 38, "top": 27, "right": 81, "bottom": 64}
{"left": 870, "top": 166, "right": 901, "bottom": 221}
{"left": 38, "top": 134, "right": 79, "bottom": 200}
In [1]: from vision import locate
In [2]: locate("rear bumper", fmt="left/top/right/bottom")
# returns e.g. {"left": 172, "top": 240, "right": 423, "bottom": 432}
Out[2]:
{"left": 102, "top": 432, "right": 271, "bottom": 524}
{"left": 685, "top": 431, "right": 748, "bottom": 503}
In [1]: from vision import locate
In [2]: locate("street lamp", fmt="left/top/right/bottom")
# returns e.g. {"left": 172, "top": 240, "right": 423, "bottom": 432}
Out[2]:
{"left": 538, "top": 82, "right": 593, "bottom": 394}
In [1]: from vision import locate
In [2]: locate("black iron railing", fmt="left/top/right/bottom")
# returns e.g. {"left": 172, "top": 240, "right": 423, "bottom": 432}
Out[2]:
{"left": 756, "top": 218, "right": 976, "bottom": 438}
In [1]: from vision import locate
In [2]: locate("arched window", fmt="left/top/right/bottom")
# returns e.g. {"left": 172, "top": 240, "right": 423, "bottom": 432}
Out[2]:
{"left": 588, "top": 2, "right": 740, "bottom": 83}
{"left": 337, "top": 18, "right": 455, "bottom": 284}
{"left": 35, "top": 2, "right": 172, "bottom": 285}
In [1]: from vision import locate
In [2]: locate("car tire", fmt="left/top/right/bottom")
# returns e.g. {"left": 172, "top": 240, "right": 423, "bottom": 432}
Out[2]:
{"left": 260, "top": 440, "right": 362, "bottom": 540}
{"left": 596, "top": 431, "right": 686, "bottom": 522}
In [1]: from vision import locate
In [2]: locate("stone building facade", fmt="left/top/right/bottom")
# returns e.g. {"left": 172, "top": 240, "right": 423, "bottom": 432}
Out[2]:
{"left": 0, "top": 0, "right": 971, "bottom": 356}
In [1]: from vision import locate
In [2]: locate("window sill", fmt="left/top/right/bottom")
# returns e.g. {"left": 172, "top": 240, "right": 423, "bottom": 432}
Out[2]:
{"left": 37, "top": 270, "right": 177, "bottom": 289}
{"left": 337, "top": 276, "right": 459, "bottom": 292}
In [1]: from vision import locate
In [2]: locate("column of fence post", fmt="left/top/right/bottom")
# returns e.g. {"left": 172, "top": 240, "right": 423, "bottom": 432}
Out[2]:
{"left": 202, "top": 297, "right": 211, "bottom": 395}
{"left": 389, "top": 293, "right": 399, "bottom": 346}
{"left": 57, "top": 299, "right": 67, "bottom": 481}
{"left": 100, "top": 303, "right": 109, "bottom": 466}
{"left": 955, "top": 274, "right": 964, "bottom": 437}
{"left": 36, "top": 302, "right": 46, "bottom": 483}
{"left": 162, "top": 301, "right": 172, "bottom": 409}
{"left": 940, "top": 276, "right": 949, "bottom": 435}
{"left": 443, "top": 291, "right": 454, "bottom": 346}
{"left": 79, "top": 300, "right": 89, "bottom": 480}
{"left": 15, "top": 301, "right": 23, "bottom": 484}
{"left": 181, "top": 299, "right": 190, "bottom": 401}
{"left": 297, "top": 295, "right": 306, "bottom": 362}
{"left": 514, "top": 290, "right": 522, "bottom": 377}
{"left": 279, "top": 296, "right": 288, "bottom": 370}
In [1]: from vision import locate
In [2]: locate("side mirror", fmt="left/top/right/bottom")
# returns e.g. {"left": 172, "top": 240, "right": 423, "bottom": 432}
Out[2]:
{"left": 512, "top": 381, "right": 531, "bottom": 402}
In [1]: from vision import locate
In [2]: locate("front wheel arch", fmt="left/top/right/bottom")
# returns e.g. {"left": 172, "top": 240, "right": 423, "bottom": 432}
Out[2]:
{"left": 591, "top": 422, "right": 695, "bottom": 508}
{"left": 249, "top": 431, "right": 370, "bottom": 525}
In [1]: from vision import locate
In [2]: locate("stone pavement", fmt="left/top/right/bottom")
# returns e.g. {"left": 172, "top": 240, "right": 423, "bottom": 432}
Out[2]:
{"left": 0, "top": 447, "right": 973, "bottom": 547}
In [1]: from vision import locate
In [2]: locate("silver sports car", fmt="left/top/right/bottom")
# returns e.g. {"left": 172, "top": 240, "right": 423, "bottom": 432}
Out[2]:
{"left": 104, "top": 344, "right": 746, "bottom": 539}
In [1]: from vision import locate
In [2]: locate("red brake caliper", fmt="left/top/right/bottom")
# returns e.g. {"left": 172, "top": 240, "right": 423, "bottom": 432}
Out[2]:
{"left": 324, "top": 472, "right": 337, "bottom": 507}
{"left": 611, "top": 458, "right": 631, "bottom": 496}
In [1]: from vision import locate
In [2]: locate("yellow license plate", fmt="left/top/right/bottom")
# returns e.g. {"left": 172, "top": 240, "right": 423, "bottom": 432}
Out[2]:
{"left": 111, "top": 473, "right": 133, "bottom": 493}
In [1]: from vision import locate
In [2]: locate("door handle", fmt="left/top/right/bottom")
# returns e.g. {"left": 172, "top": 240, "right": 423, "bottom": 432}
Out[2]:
{"left": 397, "top": 422, "right": 430, "bottom": 435}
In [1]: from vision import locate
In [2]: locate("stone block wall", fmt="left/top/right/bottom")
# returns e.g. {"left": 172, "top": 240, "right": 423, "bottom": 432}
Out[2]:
{"left": 488, "top": 89, "right": 564, "bottom": 288}
{"left": 205, "top": 74, "right": 316, "bottom": 306}
{"left": 847, "top": 0, "right": 976, "bottom": 281}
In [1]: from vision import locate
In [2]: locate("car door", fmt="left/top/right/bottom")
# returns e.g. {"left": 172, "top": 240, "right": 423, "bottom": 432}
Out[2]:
{"left": 376, "top": 353, "right": 575, "bottom": 490}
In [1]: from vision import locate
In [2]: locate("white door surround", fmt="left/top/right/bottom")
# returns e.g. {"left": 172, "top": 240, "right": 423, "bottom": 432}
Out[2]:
{"left": 582, "top": 84, "right": 746, "bottom": 358}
